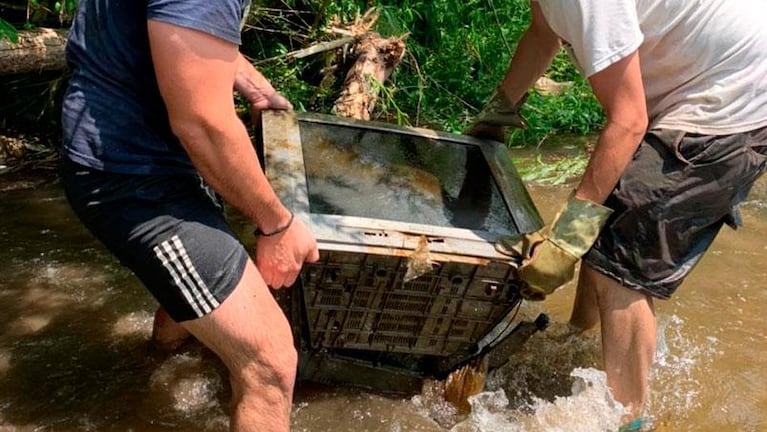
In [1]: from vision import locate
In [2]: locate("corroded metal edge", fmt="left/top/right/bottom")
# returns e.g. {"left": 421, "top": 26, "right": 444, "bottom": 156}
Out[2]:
{"left": 261, "top": 110, "right": 541, "bottom": 263}
{"left": 294, "top": 112, "right": 544, "bottom": 235}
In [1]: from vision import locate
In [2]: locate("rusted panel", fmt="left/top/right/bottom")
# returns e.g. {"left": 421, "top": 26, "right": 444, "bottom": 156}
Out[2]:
{"left": 259, "top": 110, "right": 538, "bottom": 374}
{"left": 481, "top": 141, "right": 544, "bottom": 234}
{"left": 300, "top": 249, "right": 520, "bottom": 357}
{"left": 316, "top": 241, "right": 497, "bottom": 266}
{"left": 261, "top": 111, "right": 311, "bottom": 221}
{"left": 310, "top": 215, "right": 509, "bottom": 259}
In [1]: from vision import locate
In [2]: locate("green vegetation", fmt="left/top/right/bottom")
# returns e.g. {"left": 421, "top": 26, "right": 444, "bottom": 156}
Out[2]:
{"left": 514, "top": 151, "right": 590, "bottom": 185}
{"left": 246, "top": 0, "right": 603, "bottom": 149}
{"left": 1, "top": 0, "right": 602, "bottom": 182}
{"left": 0, "top": 18, "right": 18, "bottom": 43}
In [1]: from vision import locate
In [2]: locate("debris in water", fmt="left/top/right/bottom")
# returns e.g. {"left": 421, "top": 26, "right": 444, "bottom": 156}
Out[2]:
{"left": 404, "top": 235, "right": 436, "bottom": 282}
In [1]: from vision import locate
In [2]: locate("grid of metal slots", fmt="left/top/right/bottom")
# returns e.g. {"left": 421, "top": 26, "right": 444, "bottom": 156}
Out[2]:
{"left": 301, "top": 250, "right": 521, "bottom": 357}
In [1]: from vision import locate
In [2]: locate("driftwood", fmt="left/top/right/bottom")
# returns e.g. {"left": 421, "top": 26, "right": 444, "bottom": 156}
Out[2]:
{"left": 0, "top": 135, "right": 26, "bottom": 162}
{"left": 329, "top": 9, "right": 407, "bottom": 121}
{"left": 443, "top": 357, "right": 489, "bottom": 414}
{"left": 253, "top": 36, "right": 356, "bottom": 64}
{"left": 0, "top": 28, "right": 68, "bottom": 75}
{"left": 332, "top": 33, "right": 406, "bottom": 120}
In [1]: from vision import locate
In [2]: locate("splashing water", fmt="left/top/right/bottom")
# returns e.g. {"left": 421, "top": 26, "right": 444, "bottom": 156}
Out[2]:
{"left": 407, "top": 316, "right": 623, "bottom": 432}
{"left": 407, "top": 312, "right": 716, "bottom": 432}
{"left": 648, "top": 314, "right": 717, "bottom": 429}
{"left": 144, "top": 352, "right": 229, "bottom": 429}
{"left": 443, "top": 369, "right": 626, "bottom": 432}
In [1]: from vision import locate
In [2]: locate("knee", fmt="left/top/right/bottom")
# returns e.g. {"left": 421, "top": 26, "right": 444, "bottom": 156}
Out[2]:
{"left": 234, "top": 334, "right": 298, "bottom": 396}
{"left": 262, "top": 343, "right": 298, "bottom": 388}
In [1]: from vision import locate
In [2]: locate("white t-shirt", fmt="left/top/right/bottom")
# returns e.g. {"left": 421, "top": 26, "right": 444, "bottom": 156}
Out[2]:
{"left": 535, "top": 0, "right": 767, "bottom": 135}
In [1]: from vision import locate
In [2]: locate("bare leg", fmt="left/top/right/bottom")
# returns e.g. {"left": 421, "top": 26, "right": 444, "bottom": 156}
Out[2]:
{"left": 569, "top": 266, "right": 601, "bottom": 331}
{"left": 152, "top": 306, "right": 192, "bottom": 350}
{"left": 581, "top": 264, "right": 656, "bottom": 419}
{"left": 181, "top": 261, "right": 298, "bottom": 432}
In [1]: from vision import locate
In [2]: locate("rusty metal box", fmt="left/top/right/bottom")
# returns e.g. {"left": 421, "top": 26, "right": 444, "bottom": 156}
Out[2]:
{"left": 261, "top": 111, "right": 543, "bottom": 382}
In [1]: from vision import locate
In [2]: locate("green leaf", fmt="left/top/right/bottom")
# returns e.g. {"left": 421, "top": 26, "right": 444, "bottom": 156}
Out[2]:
{"left": 0, "top": 18, "right": 19, "bottom": 44}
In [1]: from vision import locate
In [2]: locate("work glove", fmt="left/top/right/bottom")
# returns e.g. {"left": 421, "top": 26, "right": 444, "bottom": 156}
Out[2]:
{"left": 464, "top": 87, "right": 527, "bottom": 143}
{"left": 496, "top": 194, "right": 613, "bottom": 301}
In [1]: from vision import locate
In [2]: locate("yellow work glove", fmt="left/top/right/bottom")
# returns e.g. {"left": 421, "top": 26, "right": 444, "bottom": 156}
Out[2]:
{"left": 464, "top": 87, "right": 527, "bottom": 143}
{"left": 496, "top": 194, "right": 613, "bottom": 301}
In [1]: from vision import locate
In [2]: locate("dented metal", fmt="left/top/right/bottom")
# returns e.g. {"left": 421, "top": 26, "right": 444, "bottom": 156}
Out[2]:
{"left": 260, "top": 111, "right": 546, "bottom": 388}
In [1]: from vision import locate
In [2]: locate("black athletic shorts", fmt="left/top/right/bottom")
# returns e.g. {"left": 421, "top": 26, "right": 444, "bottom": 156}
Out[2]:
{"left": 59, "top": 158, "right": 249, "bottom": 322}
{"left": 583, "top": 127, "right": 767, "bottom": 299}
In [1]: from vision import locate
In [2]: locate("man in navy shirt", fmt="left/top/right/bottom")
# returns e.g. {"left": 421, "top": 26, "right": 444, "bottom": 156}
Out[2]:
{"left": 60, "top": 1, "right": 319, "bottom": 431}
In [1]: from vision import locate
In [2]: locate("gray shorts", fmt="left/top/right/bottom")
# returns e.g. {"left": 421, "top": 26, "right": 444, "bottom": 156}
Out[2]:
{"left": 60, "top": 158, "right": 249, "bottom": 322}
{"left": 583, "top": 127, "right": 767, "bottom": 299}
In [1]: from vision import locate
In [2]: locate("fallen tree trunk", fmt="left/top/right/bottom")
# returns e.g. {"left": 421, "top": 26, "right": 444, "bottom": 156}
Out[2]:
{"left": 332, "top": 32, "right": 407, "bottom": 120}
{"left": 0, "top": 28, "right": 68, "bottom": 75}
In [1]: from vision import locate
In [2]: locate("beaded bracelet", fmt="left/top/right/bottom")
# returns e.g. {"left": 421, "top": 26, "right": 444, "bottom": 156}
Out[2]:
{"left": 254, "top": 212, "right": 294, "bottom": 237}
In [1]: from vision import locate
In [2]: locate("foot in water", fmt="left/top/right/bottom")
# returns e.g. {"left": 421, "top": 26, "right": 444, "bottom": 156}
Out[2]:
{"left": 151, "top": 307, "right": 193, "bottom": 351}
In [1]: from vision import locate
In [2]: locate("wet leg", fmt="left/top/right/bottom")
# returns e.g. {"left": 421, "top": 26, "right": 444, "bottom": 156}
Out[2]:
{"left": 180, "top": 260, "right": 297, "bottom": 432}
{"left": 152, "top": 306, "right": 192, "bottom": 350}
{"left": 586, "top": 264, "right": 656, "bottom": 419}
{"left": 569, "top": 266, "right": 601, "bottom": 331}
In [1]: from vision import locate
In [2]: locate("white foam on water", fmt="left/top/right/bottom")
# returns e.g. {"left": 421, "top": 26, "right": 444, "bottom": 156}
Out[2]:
{"left": 408, "top": 314, "right": 717, "bottom": 432}
{"left": 110, "top": 311, "right": 153, "bottom": 339}
{"left": 522, "top": 368, "right": 625, "bottom": 432}
{"left": 447, "top": 369, "right": 624, "bottom": 432}
{"left": 148, "top": 353, "right": 226, "bottom": 419}
{"left": 647, "top": 314, "right": 717, "bottom": 429}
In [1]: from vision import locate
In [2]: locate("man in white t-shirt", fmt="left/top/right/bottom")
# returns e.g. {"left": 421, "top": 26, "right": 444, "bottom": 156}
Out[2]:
{"left": 468, "top": 0, "right": 767, "bottom": 427}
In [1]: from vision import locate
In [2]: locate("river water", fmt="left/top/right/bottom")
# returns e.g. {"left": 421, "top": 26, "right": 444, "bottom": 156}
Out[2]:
{"left": 0, "top": 163, "right": 765, "bottom": 432}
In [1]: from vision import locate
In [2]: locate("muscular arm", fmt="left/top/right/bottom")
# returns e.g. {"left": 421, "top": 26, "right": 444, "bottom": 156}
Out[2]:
{"left": 234, "top": 54, "right": 292, "bottom": 112}
{"left": 576, "top": 51, "right": 648, "bottom": 204}
{"left": 498, "top": 2, "right": 562, "bottom": 104}
{"left": 147, "top": 22, "right": 288, "bottom": 231}
{"left": 147, "top": 21, "right": 318, "bottom": 288}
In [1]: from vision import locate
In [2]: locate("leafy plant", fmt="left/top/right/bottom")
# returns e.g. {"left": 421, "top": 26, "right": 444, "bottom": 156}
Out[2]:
{"left": 513, "top": 153, "right": 589, "bottom": 185}
{"left": 0, "top": 17, "right": 18, "bottom": 43}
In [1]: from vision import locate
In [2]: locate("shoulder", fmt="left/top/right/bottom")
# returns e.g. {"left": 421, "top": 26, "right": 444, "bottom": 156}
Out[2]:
{"left": 147, "top": 0, "right": 250, "bottom": 45}
{"left": 538, "top": 0, "right": 643, "bottom": 77}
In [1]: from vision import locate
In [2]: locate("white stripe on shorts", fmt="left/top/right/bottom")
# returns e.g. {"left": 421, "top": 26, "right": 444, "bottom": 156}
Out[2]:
{"left": 153, "top": 235, "right": 219, "bottom": 318}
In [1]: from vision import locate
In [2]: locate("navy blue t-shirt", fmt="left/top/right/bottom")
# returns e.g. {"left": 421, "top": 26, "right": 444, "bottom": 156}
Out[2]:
{"left": 62, "top": 0, "right": 251, "bottom": 174}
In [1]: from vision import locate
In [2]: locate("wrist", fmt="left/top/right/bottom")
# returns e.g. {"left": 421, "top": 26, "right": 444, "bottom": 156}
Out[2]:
{"left": 474, "top": 87, "right": 527, "bottom": 129}
{"left": 256, "top": 206, "right": 293, "bottom": 237}
{"left": 549, "top": 194, "right": 613, "bottom": 257}
{"left": 255, "top": 211, "right": 294, "bottom": 237}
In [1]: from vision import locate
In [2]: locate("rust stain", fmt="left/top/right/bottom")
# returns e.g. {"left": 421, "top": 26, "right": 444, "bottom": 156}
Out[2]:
{"left": 337, "top": 243, "right": 494, "bottom": 265}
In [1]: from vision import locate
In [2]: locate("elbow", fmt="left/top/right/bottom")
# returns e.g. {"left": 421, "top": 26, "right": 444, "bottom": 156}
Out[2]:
{"left": 630, "top": 112, "right": 649, "bottom": 139}
{"left": 167, "top": 111, "right": 222, "bottom": 153}
{"left": 608, "top": 111, "right": 648, "bottom": 144}
{"left": 169, "top": 116, "right": 208, "bottom": 148}
{"left": 166, "top": 114, "right": 225, "bottom": 178}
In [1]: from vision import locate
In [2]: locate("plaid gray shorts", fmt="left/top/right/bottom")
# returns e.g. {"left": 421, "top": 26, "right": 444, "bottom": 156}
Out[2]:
{"left": 583, "top": 126, "right": 767, "bottom": 299}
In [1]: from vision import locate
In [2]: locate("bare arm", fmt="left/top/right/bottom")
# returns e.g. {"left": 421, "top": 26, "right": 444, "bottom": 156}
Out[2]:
{"left": 147, "top": 21, "right": 318, "bottom": 288}
{"left": 234, "top": 54, "right": 292, "bottom": 123}
{"left": 498, "top": 2, "right": 562, "bottom": 104}
{"left": 576, "top": 51, "right": 648, "bottom": 204}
